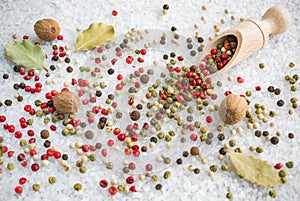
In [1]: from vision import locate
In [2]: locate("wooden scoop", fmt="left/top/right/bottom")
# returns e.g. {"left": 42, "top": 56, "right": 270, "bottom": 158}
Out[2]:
{"left": 200, "top": 6, "right": 292, "bottom": 77}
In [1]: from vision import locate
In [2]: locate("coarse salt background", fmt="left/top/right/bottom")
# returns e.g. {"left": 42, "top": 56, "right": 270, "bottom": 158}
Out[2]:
{"left": 0, "top": 0, "right": 300, "bottom": 201}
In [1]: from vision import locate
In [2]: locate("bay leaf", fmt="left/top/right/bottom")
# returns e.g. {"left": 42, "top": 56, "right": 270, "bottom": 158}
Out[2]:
{"left": 74, "top": 22, "right": 115, "bottom": 53}
{"left": 5, "top": 39, "right": 46, "bottom": 71}
{"left": 227, "top": 151, "right": 282, "bottom": 187}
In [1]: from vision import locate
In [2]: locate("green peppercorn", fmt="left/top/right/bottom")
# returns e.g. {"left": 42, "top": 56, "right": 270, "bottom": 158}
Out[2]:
{"left": 256, "top": 146, "right": 264, "bottom": 153}
{"left": 100, "top": 82, "right": 106, "bottom": 89}
{"left": 7, "top": 163, "right": 14, "bottom": 170}
{"left": 165, "top": 135, "right": 172, "bottom": 142}
{"left": 34, "top": 99, "right": 42, "bottom": 106}
{"left": 269, "top": 110, "right": 276, "bottom": 117}
{"left": 79, "top": 66, "right": 85, "bottom": 72}
{"left": 106, "top": 162, "right": 114, "bottom": 169}
{"left": 292, "top": 102, "right": 298, "bottom": 109}
{"left": 209, "top": 165, "right": 218, "bottom": 172}
{"left": 285, "top": 75, "right": 291, "bottom": 81}
{"left": 62, "top": 129, "right": 69, "bottom": 136}
{"left": 151, "top": 175, "right": 158, "bottom": 182}
{"left": 48, "top": 176, "right": 56, "bottom": 184}
{"left": 157, "top": 132, "right": 164, "bottom": 139}
{"left": 245, "top": 90, "right": 252, "bottom": 97}
{"left": 268, "top": 189, "right": 276, "bottom": 198}
{"left": 221, "top": 164, "right": 228, "bottom": 171}
{"left": 293, "top": 74, "right": 299, "bottom": 81}
{"left": 259, "top": 63, "right": 265, "bottom": 69}
{"left": 163, "top": 171, "right": 171, "bottom": 179}
{"left": 281, "top": 177, "right": 287, "bottom": 183}
{"left": 169, "top": 131, "right": 176, "bottom": 136}
{"left": 229, "top": 139, "right": 236, "bottom": 147}
{"left": 291, "top": 85, "right": 297, "bottom": 92}
{"left": 27, "top": 119, "right": 33, "bottom": 125}
{"left": 226, "top": 192, "right": 233, "bottom": 199}
{"left": 32, "top": 184, "right": 40, "bottom": 191}
{"left": 234, "top": 147, "right": 242, "bottom": 153}
{"left": 43, "top": 117, "right": 50, "bottom": 124}
{"left": 200, "top": 134, "right": 207, "bottom": 142}
{"left": 73, "top": 183, "right": 82, "bottom": 191}
{"left": 289, "top": 78, "right": 296, "bottom": 84}
{"left": 286, "top": 161, "right": 294, "bottom": 168}
{"left": 89, "top": 154, "right": 96, "bottom": 162}
{"left": 19, "top": 140, "right": 27, "bottom": 147}
{"left": 278, "top": 169, "right": 287, "bottom": 177}
{"left": 79, "top": 166, "right": 87, "bottom": 173}
{"left": 36, "top": 110, "right": 44, "bottom": 117}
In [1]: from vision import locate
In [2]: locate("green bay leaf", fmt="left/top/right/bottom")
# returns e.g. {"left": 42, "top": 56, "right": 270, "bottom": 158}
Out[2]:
{"left": 74, "top": 22, "right": 115, "bottom": 53}
{"left": 228, "top": 151, "right": 283, "bottom": 187}
{"left": 5, "top": 39, "right": 46, "bottom": 71}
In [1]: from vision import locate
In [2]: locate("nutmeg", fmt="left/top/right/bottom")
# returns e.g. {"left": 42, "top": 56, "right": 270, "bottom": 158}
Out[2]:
{"left": 34, "top": 19, "right": 60, "bottom": 41}
{"left": 218, "top": 94, "right": 248, "bottom": 125}
{"left": 53, "top": 91, "right": 80, "bottom": 114}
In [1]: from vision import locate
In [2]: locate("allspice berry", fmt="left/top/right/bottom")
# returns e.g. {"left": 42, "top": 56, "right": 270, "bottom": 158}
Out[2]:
{"left": 40, "top": 129, "right": 50, "bottom": 139}
{"left": 129, "top": 110, "right": 140, "bottom": 121}
{"left": 190, "top": 146, "right": 199, "bottom": 156}
{"left": 34, "top": 19, "right": 60, "bottom": 41}
{"left": 218, "top": 94, "right": 248, "bottom": 125}
{"left": 53, "top": 91, "right": 80, "bottom": 114}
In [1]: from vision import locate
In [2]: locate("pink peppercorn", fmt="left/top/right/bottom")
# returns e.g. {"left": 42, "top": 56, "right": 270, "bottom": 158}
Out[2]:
{"left": 145, "top": 164, "right": 153, "bottom": 171}
{"left": 99, "top": 180, "right": 108, "bottom": 188}
{"left": 101, "top": 149, "right": 107, "bottom": 157}
{"left": 15, "top": 186, "right": 23, "bottom": 194}
{"left": 129, "top": 186, "right": 137, "bottom": 192}
{"left": 206, "top": 116, "right": 213, "bottom": 123}
{"left": 0, "top": 115, "right": 6, "bottom": 122}
{"left": 126, "top": 176, "right": 135, "bottom": 184}
{"left": 82, "top": 145, "right": 89, "bottom": 152}
{"left": 31, "top": 163, "right": 40, "bottom": 171}
{"left": 274, "top": 163, "right": 283, "bottom": 169}
{"left": 107, "top": 139, "right": 114, "bottom": 147}
{"left": 112, "top": 10, "right": 118, "bottom": 16}
{"left": 19, "top": 177, "right": 27, "bottom": 185}
{"left": 128, "top": 162, "right": 136, "bottom": 170}
{"left": 190, "top": 134, "right": 197, "bottom": 141}
{"left": 108, "top": 186, "right": 117, "bottom": 195}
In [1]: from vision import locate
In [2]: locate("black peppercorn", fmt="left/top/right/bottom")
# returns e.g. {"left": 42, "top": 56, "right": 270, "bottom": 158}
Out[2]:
{"left": 270, "top": 136, "right": 279, "bottom": 145}
{"left": 155, "top": 184, "right": 162, "bottom": 190}
{"left": 262, "top": 131, "right": 269, "bottom": 137}
{"left": 170, "top": 52, "right": 176, "bottom": 58}
{"left": 141, "top": 146, "right": 147, "bottom": 152}
{"left": 52, "top": 55, "right": 59, "bottom": 61}
{"left": 267, "top": 86, "right": 274, "bottom": 92}
{"left": 13, "top": 83, "right": 19, "bottom": 90}
{"left": 176, "top": 158, "right": 183, "bottom": 164}
{"left": 182, "top": 151, "right": 189, "bottom": 157}
{"left": 163, "top": 54, "right": 168, "bottom": 60}
{"left": 45, "top": 72, "right": 50, "bottom": 77}
{"left": 150, "top": 137, "right": 158, "bottom": 143}
{"left": 44, "top": 140, "right": 51, "bottom": 148}
{"left": 17, "top": 96, "right": 23, "bottom": 102}
{"left": 288, "top": 133, "right": 294, "bottom": 139}
{"left": 99, "top": 117, "right": 107, "bottom": 123}
{"left": 52, "top": 45, "right": 58, "bottom": 50}
{"left": 255, "top": 130, "right": 262, "bottom": 137}
{"left": 193, "top": 168, "right": 200, "bottom": 174}
{"left": 163, "top": 4, "right": 169, "bottom": 10}
{"left": 129, "top": 110, "right": 140, "bottom": 121}
{"left": 62, "top": 154, "right": 68, "bottom": 160}
{"left": 107, "top": 68, "right": 115, "bottom": 75}
{"left": 274, "top": 88, "right": 281, "bottom": 95}
{"left": 66, "top": 66, "right": 73, "bottom": 73}
{"left": 50, "top": 65, "right": 56, "bottom": 71}
{"left": 2, "top": 74, "right": 9, "bottom": 79}
{"left": 95, "top": 90, "right": 102, "bottom": 97}
{"left": 198, "top": 47, "right": 203, "bottom": 52}
{"left": 108, "top": 94, "right": 114, "bottom": 100}
{"left": 19, "top": 82, "right": 26, "bottom": 89}
{"left": 219, "top": 147, "right": 226, "bottom": 155}
{"left": 65, "top": 57, "right": 71, "bottom": 63}
{"left": 171, "top": 26, "right": 177, "bottom": 32}
{"left": 13, "top": 65, "right": 21, "bottom": 72}
{"left": 217, "top": 133, "right": 225, "bottom": 141}
{"left": 47, "top": 101, "right": 54, "bottom": 107}
{"left": 277, "top": 100, "right": 285, "bottom": 107}
{"left": 4, "top": 99, "right": 12, "bottom": 106}
{"left": 136, "top": 104, "right": 143, "bottom": 110}
{"left": 197, "top": 37, "right": 204, "bottom": 43}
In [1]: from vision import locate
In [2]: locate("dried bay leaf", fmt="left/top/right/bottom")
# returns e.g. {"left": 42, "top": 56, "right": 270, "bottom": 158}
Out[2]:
{"left": 74, "top": 22, "right": 115, "bottom": 53}
{"left": 227, "top": 151, "right": 282, "bottom": 187}
{"left": 5, "top": 39, "right": 46, "bottom": 71}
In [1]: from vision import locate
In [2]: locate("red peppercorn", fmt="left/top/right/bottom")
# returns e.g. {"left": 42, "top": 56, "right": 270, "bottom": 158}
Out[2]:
{"left": 177, "top": 55, "right": 184, "bottom": 61}
{"left": 274, "top": 163, "right": 283, "bottom": 169}
{"left": 47, "top": 148, "right": 55, "bottom": 156}
{"left": 128, "top": 162, "right": 136, "bottom": 170}
{"left": 8, "top": 125, "right": 15, "bottom": 133}
{"left": 140, "top": 49, "right": 147, "bottom": 55}
{"left": 20, "top": 122, "right": 28, "bottom": 129}
{"left": 41, "top": 154, "right": 48, "bottom": 161}
{"left": 29, "top": 137, "right": 36, "bottom": 144}
{"left": 190, "top": 133, "right": 197, "bottom": 141}
{"left": 211, "top": 48, "right": 217, "bottom": 55}
{"left": 50, "top": 125, "right": 57, "bottom": 131}
{"left": 126, "top": 56, "right": 134, "bottom": 64}
{"left": 128, "top": 98, "right": 134, "bottom": 105}
{"left": 30, "top": 150, "right": 37, "bottom": 157}
{"left": 45, "top": 92, "right": 52, "bottom": 99}
{"left": 99, "top": 180, "right": 108, "bottom": 188}
{"left": 21, "top": 161, "right": 27, "bottom": 167}
{"left": 112, "top": 10, "right": 118, "bottom": 16}
{"left": 116, "top": 83, "right": 123, "bottom": 90}
{"left": 206, "top": 116, "right": 213, "bottom": 123}
{"left": 131, "top": 133, "right": 138, "bottom": 142}
{"left": 23, "top": 35, "right": 29, "bottom": 39}
{"left": 82, "top": 145, "right": 89, "bottom": 152}
{"left": 15, "top": 186, "right": 23, "bottom": 194}
{"left": 101, "top": 109, "right": 109, "bottom": 115}
{"left": 27, "top": 129, "right": 35, "bottom": 136}
{"left": 101, "top": 148, "right": 107, "bottom": 157}
{"left": 53, "top": 152, "right": 61, "bottom": 159}
{"left": 31, "top": 163, "right": 40, "bottom": 171}
{"left": 129, "top": 186, "right": 137, "bottom": 192}
{"left": 108, "top": 186, "right": 117, "bottom": 196}
{"left": 17, "top": 153, "right": 26, "bottom": 161}
{"left": 124, "top": 148, "right": 131, "bottom": 155}
{"left": 224, "top": 91, "right": 232, "bottom": 96}
{"left": 117, "top": 133, "right": 125, "bottom": 141}
{"left": 237, "top": 76, "right": 244, "bottom": 83}
{"left": 117, "top": 74, "right": 123, "bottom": 80}
{"left": 14, "top": 131, "right": 22, "bottom": 139}
{"left": 57, "top": 35, "right": 63, "bottom": 40}
{"left": 145, "top": 164, "right": 153, "bottom": 171}
{"left": 19, "top": 177, "right": 27, "bottom": 185}
{"left": 107, "top": 139, "right": 114, "bottom": 147}
{"left": 8, "top": 151, "right": 14, "bottom": 158}
{"left": 0, "top": 115, "right": 6, "bottom": 122}
{"left": 113, "top": 128, "right": 121, "bottom": 135}
{"left": 255, "top": 86, "right": 261, "bottom": 91}
{"left": 126, "top": 176, "right": 135, "bottom": 184}
{"left": 2, "top": 146, "right": 7, "bottom": 153}
{"left": 137, "top": 57, "right": 144, "bottom": 63}
{"left": 34, "top": 75, "right": 40, "bottom": 81}
{"left": 59, "top": 46, "right": 64, "bottom": 52}
{"left": 24, "top": 75, "right": 31, "bottom": 80}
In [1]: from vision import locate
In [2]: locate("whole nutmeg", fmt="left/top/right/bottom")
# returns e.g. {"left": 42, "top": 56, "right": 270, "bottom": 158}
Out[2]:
{"left": 53, "top": 91, "right": 80, "bottom": 114}
{"left": 218, "top": 94, "right": 248, "bottom": 125}
{"left": 34, "top": 19, "right": 60, "bottom": 41}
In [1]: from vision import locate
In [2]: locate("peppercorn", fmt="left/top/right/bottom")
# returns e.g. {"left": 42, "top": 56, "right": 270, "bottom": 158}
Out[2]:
{"left": 32, "top": 184, "right": 40, "bottom": 191}
{"left": 229, "top": 139, "right": 236, "bottom": 147}
{"left": 209, "top": 165, "right": 218, "bottom": 172}
{"left": 193, "top": 168, "right": 200, "bottom": 174}
{"left": 4, "top": 99, "right": 12, "bottom": 106}
{"left": 73, "top": 183, "right": 82, "bottom": 191}
{"left": 48, "top": 176, "right": 56, "bottom": 184}
{"left": 65, "top": 57, "right": 71, "bottom": 63}
{"left": 13, "top": 65, "right": 21, "bottom": 72}
{"left": 155, "top": 184, "right": 162, "bottom": 190}
{"left": 286, "top": 161, "right": 294, "bottom": 168}
{"left": 268, "top": 189, "right": 276, "bottom": 198}
{"left": 226, "top": 192, "right": 233, "bottom": 199}
{"left": 151, "top": 175, "right": 158, "bottom": 182}
{"left": 7, "top": 163, "right": 14, "bottom": 170}
{"left": 190, "top": 146, "right": 199, "bottom": 156}
{"left": 221, "top": 164, "right": 228, "bottom": 171}
{"left": 79, "top": 166, "right": 87, "bottom": 173}
{"left": 44, "top": 140, "right": 51, "bottom": 148}
{"left": 217, "top": 133, "right": 225, "bottom": 141}
{"left": 219, "top": 147, "right": 226, "bottom": 155}
{"left": 182, "top": 151, "right": 189, "bottom": 157}
{"left": 262, "top": 131, "right": 269, "bottom": 137}
{"left": 256, "top": 146, "right": 264, "bottom": 153}
{"left": 278, "top": 169, "right": 287, "bottom": 177}
{"left": 270, "top": 136, "right": 279, "bottom": 145}
{"left": 163, "top": 171, "right": 171, "bottom": 179}
{"left": 176, "top": 158, "right": 183, "bottom": 165}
